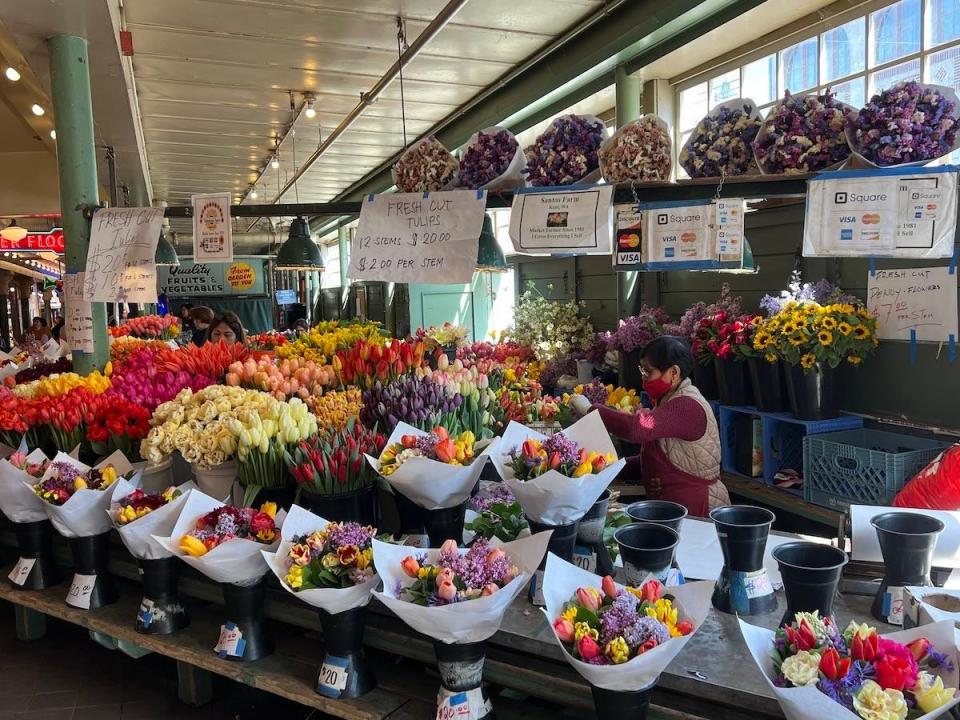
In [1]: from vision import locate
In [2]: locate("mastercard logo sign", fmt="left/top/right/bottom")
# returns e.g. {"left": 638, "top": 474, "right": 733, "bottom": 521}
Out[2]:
{"left": 861, "top": 213, "right": 881, "bottom": 225}
{"left": 619, "top": 233, "right": 640, "bottom": 249}
{"left": 680, "top": 232, "right": 697, "bottom": 243}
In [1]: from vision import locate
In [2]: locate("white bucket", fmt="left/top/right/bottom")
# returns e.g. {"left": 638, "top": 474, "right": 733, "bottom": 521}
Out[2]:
{"left": 138, "top": 457, "right": 173, "bottom": 494}
{"left": 576, "top": 360, "right": 595, "bottom": 384}
{"left": 192, "top": 461, "right": 238, "bottom": 503}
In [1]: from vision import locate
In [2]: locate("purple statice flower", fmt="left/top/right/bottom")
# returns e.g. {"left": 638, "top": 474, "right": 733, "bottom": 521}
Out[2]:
{"left": 600, "top": 116, "right": 672, "bottom": 183}
{"left": 524, "top": 115, "right": 605, "bottom": 186}
{"left": 584, "top": 335, "right": 608, "bottom": 364}
{"left": 579, "top": 379, "right": 608, "bottom": 406}
{"left": 458, "top": 129, "right": 519, "bottom": 189}
{"left": 760, "top": 272, "right": 862, "bottom": 315}
{"left": 680, "top": 102, "right": 762, "bottom": 178}
{"left": 542, "top": 432, "right": 580, "bottom": 466}
{"left": 539, "top": 358, "right": 576, "bottom": 388}
{"left": 471, "top": 484, "right": 515, "bottom": 512}
{"left": 393, "top": 137, "right": 458, "bottom": 193}
{"left": 603, "top": 306, "right": 670, "bottom": 353}
{"left": 325, "top": 522, "right": 375, "bottom": 550}
{"left": 853, "top": 81, "right": 957, "bottom": 166}
{"left": 753, "top": 90, "right": 852, "bottom": 174}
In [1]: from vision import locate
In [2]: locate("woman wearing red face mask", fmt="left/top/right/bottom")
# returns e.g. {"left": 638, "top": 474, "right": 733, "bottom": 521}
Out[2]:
{"left": 569, "top": 336, "right": 729, "bottom": 518}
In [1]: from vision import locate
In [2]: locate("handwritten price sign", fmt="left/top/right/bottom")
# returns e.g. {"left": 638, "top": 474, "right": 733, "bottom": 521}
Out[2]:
{"left": 66, "top": 573, "right": 97, "bottom": 609}
{"left": 8, "top": 557, "right": 36, "bottom": 586}
{"left": 316, "top": 656, "right": 349, "bottom": 697}
{"left": 867, "top": 267, "right": 958, "bottom": 342}
{"left": 84, "top": 207, "right": 162, "bottom": 303}
{"left": 348, "top": 190, "right": 486, "bottom": 284}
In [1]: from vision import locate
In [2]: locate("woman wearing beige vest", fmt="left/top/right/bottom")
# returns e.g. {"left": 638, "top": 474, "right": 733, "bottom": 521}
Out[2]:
{"left": 570, "top": 336, "right": 729, "bottom": 517}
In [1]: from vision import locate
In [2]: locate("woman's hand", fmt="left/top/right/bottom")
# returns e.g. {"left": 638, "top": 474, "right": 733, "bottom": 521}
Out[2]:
{"left": 569, "top": 394, "right": 592, "bottom": 415}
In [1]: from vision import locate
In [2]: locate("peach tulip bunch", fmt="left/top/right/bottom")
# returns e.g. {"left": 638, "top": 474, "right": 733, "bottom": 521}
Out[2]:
{"left": 225, "top": 356, "right": 336, "bottom": 400}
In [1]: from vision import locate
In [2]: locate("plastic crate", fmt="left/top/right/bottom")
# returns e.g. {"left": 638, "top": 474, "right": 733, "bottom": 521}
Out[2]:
{"left": 804, "top": 429, "right": 950, "bottom": 510}
{"left": 762, "top": 412, "right": 864, "bottom": 485}
{"left": 718, "top": 406, "right": 763, "bottom": 478}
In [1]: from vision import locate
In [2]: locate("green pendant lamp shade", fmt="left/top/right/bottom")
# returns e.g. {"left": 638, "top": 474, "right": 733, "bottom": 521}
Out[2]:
{"left": 155, "top": 228, "right": 179, "bottom": 266}
{"left": 476, "top": 214, "right": 506, "bottom": 271}
{"left": 276, "top": 216, "right": 324, "bottom": 270}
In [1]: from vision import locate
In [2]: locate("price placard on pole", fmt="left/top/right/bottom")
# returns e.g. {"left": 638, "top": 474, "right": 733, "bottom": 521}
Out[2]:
{"left": 63, "top": 273, "right": 94, "bottom": 354}
{"left": 84, "top": 207, "right": 162, "bottom": 303}
{"left": 509, "top": 184, "right": 613, "bottom": 255}
{"left": 348, "top": 190, "right": 486, "bottom": 284}
{"left": 867, "top": 267, "right": 958, "bottom": 342}
{"left": 804, "top": 167, "right": 958, "bottom": 258}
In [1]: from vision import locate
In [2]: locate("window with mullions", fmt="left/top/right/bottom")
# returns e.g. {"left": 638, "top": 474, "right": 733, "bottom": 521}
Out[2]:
{"left": 674, "top": 0, "right": 960, "bottom": 176}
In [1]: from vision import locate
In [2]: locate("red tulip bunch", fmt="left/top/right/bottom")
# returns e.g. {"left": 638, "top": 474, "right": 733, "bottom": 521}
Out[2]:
{"left": 85, "top": 394, "right": 151, "bottom": 461}
{"left": 333, "top": 339, "right": 426, "bottom": 390}
{"left": 286, "top": 417, "right": 387, "bottom": 497}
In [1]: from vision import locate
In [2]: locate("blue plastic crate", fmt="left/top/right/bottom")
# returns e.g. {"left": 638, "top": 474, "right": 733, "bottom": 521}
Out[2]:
{"left": 804, "top": 429, "right": 950, "bottom": 510}
{"left": 762, "top": 412, "right": 863, "bottom": 485}
{"left": 718, "top": 405, "right": 763, "bottom": 478}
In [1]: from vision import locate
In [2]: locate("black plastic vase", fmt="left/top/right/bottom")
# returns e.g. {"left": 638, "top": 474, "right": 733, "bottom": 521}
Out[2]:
{"left": 424, "top": 502, "right": 467, "bottom": 548}
{"left": 871, "top": 512, "right": 944, "bottom": 625}
{"left": 709, "top": 505, "right": 777, "bottom": 616}
{"left": 137, "top": 557, "right": 189, "bottom": 635}
{"left": 784, "top": 362, "right": 839, "bottom": 420}
{"left": 316, "top": 606, "right": 376, "bottom": 698}
{"left": 218, "top": 579, "right": 274, "bottom": 662}
{"left": 301, "top": 485, "right": 377, "bottom": 526}
{"left": 591, "top": 685, "right": 653, "bottom": 720}
{"left": 66, "top": 533, "right": 118, "bottom": 609}
{"left": 9, "top": 519, "right": 60, "bottom": 590}
{"left": 576, "top": 490, "right": 613, "bottom": 576}
{"left": 526, "top": 516, "right": 579, "bottom": 567}
{"left": 748, "top": 358, "right": 785, "bottom": 412}
{"left": 625, "top": 500, "right": 687, "bottom": 532}
{"left": 614, "top": 522, "right": 680, "bottom": 585}
{"left": 772, "top": 542, "right": 848, "bottom": 627}
{"left": 433, "top": 641, "right": 494, "bottom": 720}
{"left": 693, "top": 359, "right": 719, "bottom": 401}
{"left": 715, "top": 357, "right": 750, "bottom": 406}
{"left": 393, "top": 492, "right": 427, "bottom": 538}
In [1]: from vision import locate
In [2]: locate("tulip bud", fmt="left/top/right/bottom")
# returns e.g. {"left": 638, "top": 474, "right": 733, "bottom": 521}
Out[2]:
{"left": 552, "top": 617, "right": 575, "bottom": 642}
{"left": 440, "top": 538, "right": 459, "bottom": 555}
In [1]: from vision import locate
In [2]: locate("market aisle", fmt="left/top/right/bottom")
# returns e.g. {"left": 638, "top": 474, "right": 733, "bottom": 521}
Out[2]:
{"left": 0, "top": 600, "right": 314, "bottom": 720}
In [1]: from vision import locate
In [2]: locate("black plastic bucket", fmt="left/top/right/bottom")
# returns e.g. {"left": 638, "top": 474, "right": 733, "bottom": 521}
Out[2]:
{"left": 137, "top": 557, "right": 189, "bottom": 635}
{"left": 715, "top": 357, "right": 750, "bottom": 406}
{"left": 433, "top": 640, "right": 494, "bottom": 720}
{"left": 709, "top": 505, "right": 777, "bottom": 615}
{"left": 424, "top": 502, "right": 467, "bottom": 548}
{"left": 785, "top": 362, "right": 839, "bottom": 420}
{"left": 772, "top": 542, "right": 848, "bottom": 627}
{"left": 615, "top": 522, "right": 679, "bottom": 585}
{"left": 316, "top": 606, "right": 375, "bottom": 698}
{"left": 394, "top": 492, "right": 427, "bottom": 537}
{"left": 66, "top": 533, "right": 118, "bottom": 609}
{"left": 625, "top": 500, "right": 687, "bottom": 532}
{"left": 591, "top": 685, "right": 652, "bottom": 720}
{"left": 748, "top": 358, "right": 785, "bottom": 412}
{"left": 526, "top": 516, "right": 579, "bottom": 567}
{"left": 301, "top": 485, "right": 377, "bottom": 526}
{"left": 10, "top": 519, "right": 60, "bottom": 590}
{"left": 219, "top": 579, "right": 274, "bottom": 662}
{"left": 871, "top": 512, "right": 944, "bottom": 624}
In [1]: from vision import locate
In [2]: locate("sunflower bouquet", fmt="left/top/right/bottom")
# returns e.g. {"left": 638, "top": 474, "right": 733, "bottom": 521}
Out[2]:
{"left": 752, "top": 300, "right": 878, "bottom": 372}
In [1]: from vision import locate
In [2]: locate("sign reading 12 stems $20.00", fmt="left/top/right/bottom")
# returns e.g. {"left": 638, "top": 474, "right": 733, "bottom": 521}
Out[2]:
{"left": 347, "top": 190, "right": 487, "bottom": 285}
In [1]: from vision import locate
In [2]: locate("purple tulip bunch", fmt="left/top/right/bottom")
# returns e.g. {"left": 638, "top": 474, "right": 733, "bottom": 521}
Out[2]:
{"left": 851, "top": 81, "right": 958, "bottom": 166}
{"left": 360, "top": 375, "right": 464, "bottom": 433}
{"left": 680, "top": 102, "right": 762, "bottom": 178}
{"left": 524, "top": 114, "right": 605, "bottom": 186}
{"left": 458, "top": 129, "right": 520, "bottom": 189}
{"left": 753, "top": 91, "right": 852, "bottom": 174}
{"left": 601, "top": 306, "right": 670, "bottom": 353}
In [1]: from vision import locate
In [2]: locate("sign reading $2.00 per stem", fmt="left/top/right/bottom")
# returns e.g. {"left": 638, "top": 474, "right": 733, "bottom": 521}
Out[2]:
{"left": 348, "top": 190, "right": 487, "bottom": 284}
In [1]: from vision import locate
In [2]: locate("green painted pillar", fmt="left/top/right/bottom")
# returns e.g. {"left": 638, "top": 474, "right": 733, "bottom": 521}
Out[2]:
{"left": 48, "top": 35, "right": 109, "bottom": 373}
{"left": 338, "top": 223, "right": 349, "bottom": 311}
{"left": 615, "top": 65, "right": 642, "bottom": 320}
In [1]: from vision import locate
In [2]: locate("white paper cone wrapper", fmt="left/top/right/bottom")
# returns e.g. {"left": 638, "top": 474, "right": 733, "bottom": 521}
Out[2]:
{"left": 111, "top": 481, "right": 197, "bottom": 560}
{"left": 152, "top": 489, "right": 285, "bottom": 586}
{"left": 846, "top": 84, "right": 960, "bottom": 168}
{"left": 541, "top": 553, "right": 713, "bottom": 691}
{"left": 38, "top": 452, "right": 137, "bottom": 538}
{"left": 372, "top": 531, "right": 550, "bottom": 644}
{"left": 367, "top": 422, "right": 487, "bottom": 510}
{"left": 261, "top": 504, "right": 378, "bottom": 614}
{"left": 0, "top": 449, "right": 50, "bottom": 522}
{"left": 488, "top": 412, "right": 624, "bottom": 524}
{"left": 739, "top": 618, "right": 960, "bottom": 720}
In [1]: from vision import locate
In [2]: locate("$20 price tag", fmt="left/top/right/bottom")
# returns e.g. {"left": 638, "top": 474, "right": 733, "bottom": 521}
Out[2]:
{"left": 7, "top": 557, "right": 36, "bottom": 586}
{"left": 316, "top": 656, "right": 349, "bottom": 697}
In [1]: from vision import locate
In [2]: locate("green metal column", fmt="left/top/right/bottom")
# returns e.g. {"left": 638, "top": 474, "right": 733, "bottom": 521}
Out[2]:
{"left": 338, "top": 223, "right": 349, "bottom": 311}
{"left": 48, "top": 35, "right": 108, "bottom": 373}
{"left": 615, "top": 65, "right": 642, "bottom": 320}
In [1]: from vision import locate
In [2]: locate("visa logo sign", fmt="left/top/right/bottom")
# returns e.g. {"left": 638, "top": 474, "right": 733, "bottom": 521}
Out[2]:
{"left": 839, "top": 216, "right": 857, "bottom": 223}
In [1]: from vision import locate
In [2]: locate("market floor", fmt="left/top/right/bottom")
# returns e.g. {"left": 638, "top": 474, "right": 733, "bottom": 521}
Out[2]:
{"left": 0, "top": 601, "right": 315, "bottom": 720}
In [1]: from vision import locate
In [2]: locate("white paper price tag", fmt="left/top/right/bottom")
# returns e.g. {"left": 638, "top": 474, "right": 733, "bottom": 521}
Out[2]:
{"left": 437, "top": 688, "right": 489, "bottom": 720}
{"left": 214, "top": 624, "right": 245, "bottom": 658}
{"left": 317, "top": 656, "right": 349, "bottom": 696}
{"left": 66, "top": 573, "right": 97, "bottom": 609}
{"left": 572, "top": 547, "right": 597, "bottom": 573}
{"left": 883, "top": 586, "right": 905, "bottom": 626}
{"left": 7, "top": 557, "right": 35, "bottom": 586}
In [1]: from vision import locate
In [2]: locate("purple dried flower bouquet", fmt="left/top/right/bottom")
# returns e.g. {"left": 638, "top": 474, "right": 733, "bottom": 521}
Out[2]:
{"left": 680, "top": 100, "right": 762, "bottom": 178}
{"left": 524, "top": 114, "right": 606, "bottom": 186}
{"left": 458, "top": 127, "right": 522, "bottom": 189}
{"left": 850, "top": 81, "right": 958, "bottom": 166}
{"left": 753, "top": 91, "right": 853, "bottom": 174}
{"left": 600, "top": 115, "right": 672, "bottom": 183}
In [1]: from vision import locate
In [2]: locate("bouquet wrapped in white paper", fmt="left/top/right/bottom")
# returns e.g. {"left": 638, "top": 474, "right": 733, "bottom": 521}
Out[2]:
{"left": 262, "top": 504, "right": 380, "bottom": 698}
{"left": 740, "top": 613, "right": 960, "bottom": 720}
{"left": 486, "top": 411, "right": 624, "bottom": 525}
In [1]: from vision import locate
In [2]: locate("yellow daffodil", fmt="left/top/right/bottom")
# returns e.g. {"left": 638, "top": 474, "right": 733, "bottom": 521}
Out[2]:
{"left": 285, "top": 565, "right": 304, "bottom": 589}
{"left": 562, "top": 606, "right": 578, "bottom": 622}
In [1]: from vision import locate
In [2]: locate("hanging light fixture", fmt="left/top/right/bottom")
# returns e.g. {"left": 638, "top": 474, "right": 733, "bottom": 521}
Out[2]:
{"left": 1, "top": 219, "right": 27, "bottom": 242}
{"left": 475, "top": 214, "right": 506, "bottom": 271}
{"left": 155, "top": 228, "right": 180, "bottom": 266}
{"left": 271, "top": 155, "right": 280, "bottom": 169}
{"left": 275, "top": 216, "right": 324, "bottom": 270}
{"left": 249, "top": 185, "right": 258, "bottom": 200}
{"left": 304, "top": 94, "right": 316, "bottom": 119}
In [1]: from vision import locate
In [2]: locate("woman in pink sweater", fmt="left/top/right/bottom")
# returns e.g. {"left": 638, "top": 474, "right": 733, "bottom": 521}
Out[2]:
{"left": 571, "top": 337, "right": 729, "bottom": 517}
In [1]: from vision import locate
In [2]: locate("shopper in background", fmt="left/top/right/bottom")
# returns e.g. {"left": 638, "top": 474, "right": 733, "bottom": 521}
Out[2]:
{"left": 51, "top": 316, "right": 65, "bottom": 342}
{"left": 208, "top": 311, "right": 246, "bottom": 346}
{"left": 189, "top": 306, "right": 214, "bottom": 347}
{"left": 570, "top": 335, "right": 728, "bottom": 517}
{"left": 22, "top": 317, "right": 51, "bottom": 345}
{"left": 179, "top": 304, "right": 194, "bottom": 331}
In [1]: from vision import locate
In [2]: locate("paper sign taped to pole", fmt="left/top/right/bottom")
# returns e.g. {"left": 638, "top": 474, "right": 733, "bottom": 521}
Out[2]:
{"left": 866, "top": 266, "right": 958, "bottom": 342}
{"left": 84, "top": 207, "right": 162, "bottom": 303}
{"left": 509, "top": 184, "right": 613, "bottom": 255}
{"left": 192, "top": 192, "right": 234, "bottom": 262}
{"left": 348, "top": 190, "right": 486, "bottom": 284}
{"left": 63, "top": 273, "right": 94, "bottom": 354}
{"left": 804, "top": 167, "right": 958, "bottom": 258}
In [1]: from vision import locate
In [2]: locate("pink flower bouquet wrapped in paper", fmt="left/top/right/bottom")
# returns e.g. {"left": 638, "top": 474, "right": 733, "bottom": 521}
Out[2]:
{"left": 392, "top": 137, "right": 459, "bottom": 193}
{"left": 600, "top": 115, "right": 672, "bottom": 183}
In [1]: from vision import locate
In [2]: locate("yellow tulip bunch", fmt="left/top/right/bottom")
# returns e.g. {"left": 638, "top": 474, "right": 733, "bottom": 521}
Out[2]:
{"left": 14, "top": 370, "right": 111, "bottom": 399}
{"left": 226, "top": 395, "right": 317, "bottom": 463}
{"left": 277, "top": 320, "right": 385, "bottom": 362}
{"left": 305, "top": 388, "right": 363, "bottom": 432}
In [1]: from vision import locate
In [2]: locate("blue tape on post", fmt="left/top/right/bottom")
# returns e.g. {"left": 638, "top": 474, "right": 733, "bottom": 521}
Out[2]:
{"left": 909, "top": 329, "right": 917, "bottom": 365}
{"left": 476, "top": 189, "right": 484, "bottom": 200}
{"left": 367, "top": 193, "right": 374, "bottom": 202}
{"left": 423, "top": 191, "right": 429, "bottom": 199}
{"left": 949, "top": 334, "right": 957, "bottom": 363}
{"left": 869, "top": 257, "right": 877, "bottom": 277}
{"left": 949, "top": 245, "right": 958, "bottom": 275}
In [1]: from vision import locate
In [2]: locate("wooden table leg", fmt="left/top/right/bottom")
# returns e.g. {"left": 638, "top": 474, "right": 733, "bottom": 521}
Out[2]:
{"left": 177, "top": 660, "right": 213, "bottom": 707}
{"left": 14, "top": 605, "right": 46, "bottom": 641}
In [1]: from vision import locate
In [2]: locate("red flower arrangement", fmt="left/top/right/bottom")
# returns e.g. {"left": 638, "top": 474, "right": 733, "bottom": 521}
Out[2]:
{"left": 692, "top": 312, "right": 758, "bottom": 361}
{"left": 85, "top": 394, "right": 151, "bottom": 461}
{"left": 155, "top": 340, "right": 250, "bottom": 379}
{"left": 333, "top": 339, "right": 425, "bottom": 390}
{"left": 249, "top": 332, "right": 288, "bottom": 351}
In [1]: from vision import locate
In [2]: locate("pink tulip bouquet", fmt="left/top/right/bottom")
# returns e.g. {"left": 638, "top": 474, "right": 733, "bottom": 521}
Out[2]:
{"left": 108, "top": 347, "right": 216, "bottom": 413}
